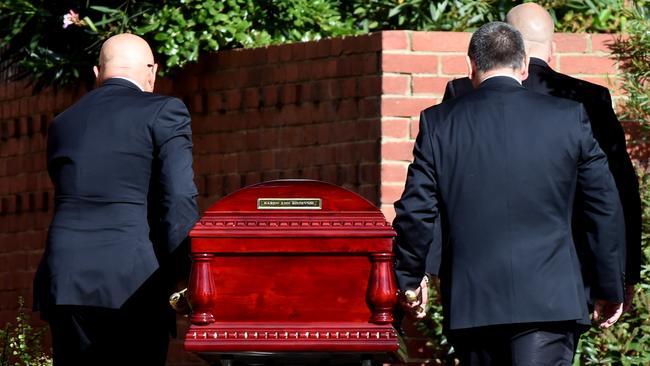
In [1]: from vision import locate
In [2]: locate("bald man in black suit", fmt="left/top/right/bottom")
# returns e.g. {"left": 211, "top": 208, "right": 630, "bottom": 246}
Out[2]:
{"left": 33, "top": 33, "right": 199, "bottom": 366}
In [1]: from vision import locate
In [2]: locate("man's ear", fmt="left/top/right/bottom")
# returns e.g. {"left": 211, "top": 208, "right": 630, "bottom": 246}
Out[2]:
{"left": 146, "top": 63, "right": 158, "bottom": 92}
{"left": 520, "top": 56, "right": 530, "bottom": 81}
{"left": 93, "top": 66, "right": 102, "bottom": 87}
{"left": 467, "top": 56, "right": 481, "bottom": 88}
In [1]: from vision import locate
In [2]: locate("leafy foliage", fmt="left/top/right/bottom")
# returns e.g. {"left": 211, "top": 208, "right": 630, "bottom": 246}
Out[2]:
{"left": 1, "top": 0, "right": 648, "bottom": 90}
{"left": 0, "top": 0, "right": 358, "bottom": 90}
{"left": 570, "top": 9, "right": 650, "bottom": 363}
{"left": 415, "top": 282, "right": 457, "bottom": 364}
{"left": 572, "top": 162, "right": 650, "bottom": 365}
{"left": 340, "top": 0, "right": 499, "bottom": 33}
{"left": 249, "top": 0, "right": 354, "bottom": 45}
{"left": 341, "top": 0, "right": 648, "bottom": 33}
{"left": 137, "top": 0, "right": 256, "bottom": 70}
{"left": 139, "top": 0, "right": 355, "bottom": 70}
{"left": 540, "top": 0, "right": 630, "bottom": 33}
{"left": 0, "top": 298, "right": 51, "bottom": 366}
{"left": 0, "top": 1, "right": 153, "bottom": 91}
{"left": 608, "top": 5, "right": 650, "bottom": 122}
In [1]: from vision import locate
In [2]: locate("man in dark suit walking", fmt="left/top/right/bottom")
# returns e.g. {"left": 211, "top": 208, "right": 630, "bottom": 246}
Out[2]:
{"left": 33, "top": 33, "right": 199, "bottom": 365}
{"left": 438, "top": 3, "right": 641, "bottom": 310}
{"left": 394, "top": 22, "right": 624, "bottom": 365}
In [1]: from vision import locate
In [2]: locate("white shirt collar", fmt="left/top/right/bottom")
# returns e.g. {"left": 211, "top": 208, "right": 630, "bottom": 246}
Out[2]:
{"left": 482, "top": 73, "right": 522, "bottom": 85}
{"left": 112, "top": 76, "right": 145, "bottom": 91}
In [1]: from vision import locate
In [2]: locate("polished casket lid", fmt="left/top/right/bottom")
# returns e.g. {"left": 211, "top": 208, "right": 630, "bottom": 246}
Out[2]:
{"left": 190, "top": 179, "right": 395, "bottom": 238}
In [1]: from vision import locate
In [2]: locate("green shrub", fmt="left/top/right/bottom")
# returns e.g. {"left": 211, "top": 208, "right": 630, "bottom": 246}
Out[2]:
{"left": 415, "top": 283, "right": 456, "bottom": 364}
{"left": 541, "top": 0, "right": 629, "bottom": 33}
{"left": 139, "top": 0, "right": 355, "bottom": 71}
{"left": 1, "top": 0, "right": 648, "bottom": 90}
{"left": 608, "top": 4, "right": 650, "bottom": 123}
{"left": 571, "top": 8, "right": 650, "bottom": 362}
{"left": 572, "top": 162, "right": 650, "bottom": 365}
{"left": 0, "top": 298, "right": 51, "bottom": 366}
{"left": 0, "top": 0, "right": 359, "bottom": 90}
{"left": 341, "top": 0, "right": 498, "bottom": 33}
{"left": 0, "top": 1, "right": 154, "bottom": 91}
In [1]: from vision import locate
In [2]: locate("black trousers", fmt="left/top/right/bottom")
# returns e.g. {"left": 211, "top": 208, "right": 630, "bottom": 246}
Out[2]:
{"left": 46, "top": 269, "right": 176, "bottom": 366}
{"left": 48, "top": 303, "right": 171, "bottom": 366}
{"left": 448, "top": 322, "right": 581, "bottom": 366}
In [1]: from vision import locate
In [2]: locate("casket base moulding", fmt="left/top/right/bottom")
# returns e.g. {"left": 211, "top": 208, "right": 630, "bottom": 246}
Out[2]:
{"left": 184, "top": 322, "right": 399, "bottom": 353}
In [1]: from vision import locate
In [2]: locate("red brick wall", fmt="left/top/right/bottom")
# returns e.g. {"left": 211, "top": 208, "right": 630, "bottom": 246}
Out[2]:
{"left": 0, "top": 31, "right": 638, "bottom": 365}
{"left": 0, "top": 81, "right": 86, "bottom": 322}
{"left": 173, "top": 34, "right": 384, "bottom": 215}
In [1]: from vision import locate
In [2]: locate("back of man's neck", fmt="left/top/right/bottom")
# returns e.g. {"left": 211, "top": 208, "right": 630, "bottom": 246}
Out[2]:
{"left": 529, "top": 56, "right": 547, "bottom": 63}
{"left": 527, "top": 52, "right": 550, "bottom": 64}
{"left": 104, "top": 76, "right": 145, "bottom": 91}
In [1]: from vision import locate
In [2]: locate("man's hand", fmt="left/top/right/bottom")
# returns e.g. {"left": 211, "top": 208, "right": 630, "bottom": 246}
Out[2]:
{"left": 592, "top": 299, "right": 623, "bottom": 328}
{"left": 169, "top": 288, "right": 190, "bottom": 315}
{"left": 623, "top": 285, "right": 635, "bottom": 313}
{"left": 400, "top": 276, "right": 430, "bottom": 319}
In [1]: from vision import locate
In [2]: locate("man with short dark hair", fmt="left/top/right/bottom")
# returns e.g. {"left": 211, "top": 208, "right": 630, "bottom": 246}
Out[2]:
{"left": 439, "top": 3, "right": 641, "bottom": 313}
{"left": 394, "top": 22, "right": 624, "bottom": 365}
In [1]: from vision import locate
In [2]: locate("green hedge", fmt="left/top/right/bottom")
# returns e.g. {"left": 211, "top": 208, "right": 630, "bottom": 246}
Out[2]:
{"left": 1, "top": 0, "right": 647, "bottom": 90}
{"left": 0, "top": 298, "right": 51, "bottom": 366}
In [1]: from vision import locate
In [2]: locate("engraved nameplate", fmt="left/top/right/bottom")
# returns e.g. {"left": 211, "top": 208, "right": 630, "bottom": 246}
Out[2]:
{"left": 257, "top": 198, "right": 322, "bottom": 210}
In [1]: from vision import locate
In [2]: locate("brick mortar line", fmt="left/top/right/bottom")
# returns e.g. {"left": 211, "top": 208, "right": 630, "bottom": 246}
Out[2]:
{"left": 409, "top": 92, "right": 446, "bottom": 97}
{"left": 380, "top": 162, "right": 411, "bottom": 166}
{"left": 381, "top": 93, "right": 417, "bottom": 97}
{"left": 193, "top": 141, "right": 381, "bottom": 153}
{"left": 379, "top": 182, "right": 410, "bottom": 186}
{"left": 380, "top": 116, "right": 412, "bottom": 120}
{"left": 382, "top": 136, "right": 416, "bottom": 142}
{"left": 381, "top": 95, "right": 438, "bottom": 99}
{"left": 382, "top": 50, "right": 466, "bottom": 56}
{"left": 556, "top": 52, "right": 615, "bottom": 56}
{"left": 200, "top": 52, "right": 383, "bottom": 70}
{"left": 382, "top": 73, "right": 440, "bottom": 77}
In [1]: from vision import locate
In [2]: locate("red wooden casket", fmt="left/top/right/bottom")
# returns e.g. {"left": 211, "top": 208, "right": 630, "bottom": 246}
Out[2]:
{"left": 184, "top": 180, "right": 402, "bottom": 364}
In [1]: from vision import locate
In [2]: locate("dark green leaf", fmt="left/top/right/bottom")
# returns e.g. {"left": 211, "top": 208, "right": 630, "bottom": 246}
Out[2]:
{"left": 90, "top": 6, "right": 120, "bottom": 14}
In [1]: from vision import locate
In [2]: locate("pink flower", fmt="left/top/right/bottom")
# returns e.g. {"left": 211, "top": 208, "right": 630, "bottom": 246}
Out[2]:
{"left": 62, "top": 10, "right": 82, "bottom": 29}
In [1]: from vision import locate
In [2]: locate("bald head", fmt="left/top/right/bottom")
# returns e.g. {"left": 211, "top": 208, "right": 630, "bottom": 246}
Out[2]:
{"left": 94, "top": 33, "right": 158, "bottom": 92}
{"left": 506, "top": 3, "right": 556, "bottom": 62}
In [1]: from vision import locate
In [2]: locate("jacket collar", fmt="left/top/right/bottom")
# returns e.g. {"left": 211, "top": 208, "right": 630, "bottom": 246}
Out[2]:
{"left": 479, "top": 75, "right": 524, "bottom": 89}
{"left": 529, "top": 57, "right": 552, "bottom": 70}
{"left": 100, "top": 77, "right": 143, "bottom": 92}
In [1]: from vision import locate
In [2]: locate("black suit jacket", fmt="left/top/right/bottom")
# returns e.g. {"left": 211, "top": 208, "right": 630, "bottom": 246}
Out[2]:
{"left": 34, "top": 78, "right": 199, "bottom": 313}
{"left": 440, "top": 58, "right": 641, "bottom": 285}
{"left": 394, "top": 77, "right": 625, "bottom": 330}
